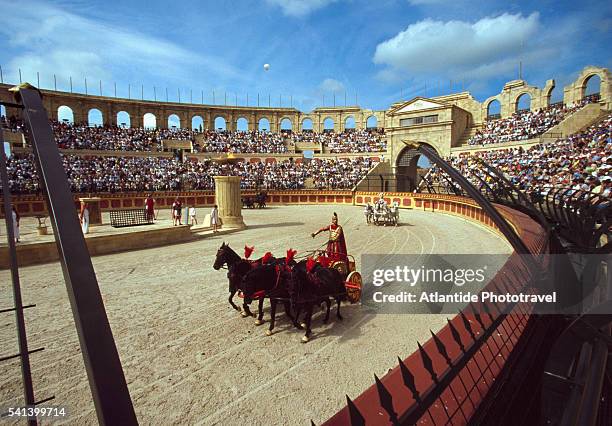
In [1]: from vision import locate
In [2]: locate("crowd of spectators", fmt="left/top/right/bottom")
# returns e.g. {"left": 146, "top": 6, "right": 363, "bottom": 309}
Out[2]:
{"left": 1, "top": 115, "right": 23, "bottom": 132}
{"left": 6, "top": 154, "right": 377, "bottom": 194}
{"left": 10, "top": 119, "right": 387, "bottom": 154}
{"left": 426, "top": 113, "right": 612, "bottom": 198}
{"left": 286, "top": 129, "right": 386, "bottom": 153}
{"left": 467, "top": 96, "right": 598, "bottom": 146}
{"left": 196, "top": 130, "right": 287, "bottom": 153}
{"left": 52, "top": 121, "right": 159, "bottom": 151}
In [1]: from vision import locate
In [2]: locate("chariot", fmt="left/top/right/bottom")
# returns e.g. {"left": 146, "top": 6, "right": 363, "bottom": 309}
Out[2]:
{"left": 312, "top": 251, "right": 362, "bottom": 303}
{"left": 372, "top": 202, "right": 399, "bottom": 226}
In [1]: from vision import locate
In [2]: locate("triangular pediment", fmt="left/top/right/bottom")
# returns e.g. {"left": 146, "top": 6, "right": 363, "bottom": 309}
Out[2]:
{"left": 391, "top": 97, "right": 447, "bottom": 114}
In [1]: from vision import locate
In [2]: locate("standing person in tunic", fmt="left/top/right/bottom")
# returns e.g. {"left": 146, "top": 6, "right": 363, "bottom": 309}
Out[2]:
{"left": 211, "top": 204, "right": 219, "bottom": 233}
{"left": 80, "top": 202, "right": 90, "bottom": 234}
{"left": 311, "top": 212, "right": 348, "bottom": 263}
{"left": 11, "top": 206, "right": 20, "bottom": 243}
{"left": 145, "top": 194, "right": 155, "bottom": 221}
{"left": 189, "top": 206, "right": 198, "bottom": 225}
{"left": 172, "top": 197, "right": 182, "bottom": 226}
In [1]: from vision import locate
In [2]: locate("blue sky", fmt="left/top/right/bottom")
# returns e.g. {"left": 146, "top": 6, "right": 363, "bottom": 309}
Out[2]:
{"left": 0, "top": 0, "right": 610, "bottom": 113}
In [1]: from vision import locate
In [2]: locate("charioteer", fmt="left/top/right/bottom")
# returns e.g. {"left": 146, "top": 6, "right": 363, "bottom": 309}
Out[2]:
{"left": 311, "top": 212, "right": 348, "bottom": 264}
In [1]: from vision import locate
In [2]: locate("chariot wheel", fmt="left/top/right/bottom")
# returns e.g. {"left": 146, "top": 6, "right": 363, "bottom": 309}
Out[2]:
{"left": 345, "top": 271, "right": 362, "bottom": 303}
{"left": 330, "top": 260, "right": 348, "bottom": 276}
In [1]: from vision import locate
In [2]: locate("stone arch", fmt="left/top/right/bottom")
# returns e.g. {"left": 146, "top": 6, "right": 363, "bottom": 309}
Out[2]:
{"left": 236, "top": 117, "right": 249, "bottom": 131}
{"left": 214, "top": 116, "right": 227, "bottom": 130}
{"left": 143, "top": 112, "right": 157, "bottom": 129}
{"left": 117, "top": 111, "right": 131, "bottom": 128}
{"left": 366, "top": 115, "right": 378, "bottom": 128}
{"left": 58, "top": 105, "right": 74, "bottom": 123}
{"left": 344, "top": 115, "right": 355, "bottom": 130}
{"left": 515, "top": 92, "right": 531, "bottom": 112}
{"left": 323, "top": 117, "right": 334, "bottom": 131}
{"left": 280, "top": 117, "right": 292, "bottom": 131}
{"left": 168, "top": 114, "right": 180, "bottom": 129}
{"left": 88, "top": 108, "right": 103, "bottom": 127}
{"left": 191, "top": 115, "right": 204, "bottom": 131}
{"left": 258, "top": 117, "right": 270, "bottom": 131}
{"left": 301, "top": 118, "right": 313, "bottom": 131}
{"left": 546, "top": 82, "right": 562, "bottom": 105}
{"left": 583, "top": 74, "right": 602, "bottom": 98}
{"left": 395, "top": 142, "right": 438, "bottom": 192}
{"left": 486, "top": 98, "right": 501, "bottom": 118}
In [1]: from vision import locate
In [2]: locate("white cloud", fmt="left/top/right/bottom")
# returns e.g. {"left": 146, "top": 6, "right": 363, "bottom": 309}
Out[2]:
{"left": 373, "top": 13, "right": 543, "bottom": 80}
{"left": 266, "top": 0, "right": 339, "bottom": 17}
{"left": 0, "top": 0, "right": 244, "bottom": 87}
{"left": 319, "top": 78, "right": 345, "bottom": 93}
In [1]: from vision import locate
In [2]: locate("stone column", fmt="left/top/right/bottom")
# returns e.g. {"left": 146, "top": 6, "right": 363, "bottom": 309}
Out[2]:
{"left": 213, "top": 176, "right": 245, "bottom": 229}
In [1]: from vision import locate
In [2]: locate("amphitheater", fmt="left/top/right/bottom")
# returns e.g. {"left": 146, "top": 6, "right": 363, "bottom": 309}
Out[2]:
{"left": 0, "top": 65, "right": 610, "bottom": 425}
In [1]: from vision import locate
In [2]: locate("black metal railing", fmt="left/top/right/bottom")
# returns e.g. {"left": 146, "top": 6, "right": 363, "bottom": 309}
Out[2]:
{"left": 6, "top": 85, "right": 137, "bottom": 425}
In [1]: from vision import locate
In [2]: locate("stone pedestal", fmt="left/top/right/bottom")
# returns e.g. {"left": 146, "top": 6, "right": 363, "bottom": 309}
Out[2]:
{"left": 213, "top": 176, "right": 245, "bottom": 229}
{"left": 79, "top": 197, "right": 102, "bottom": 225}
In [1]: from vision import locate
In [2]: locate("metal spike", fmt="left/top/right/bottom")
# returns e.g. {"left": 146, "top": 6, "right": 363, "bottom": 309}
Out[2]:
{"left": 447, "top": 319, "right": 466, "bottom": 352}
{"left": 398, "top": 356, "right": 420, "bottom": 401}
{"left": 374, "top": 374, "right": 397, "bottom": 423}
{"left": 417, "top": 341, "right": 438, "bottom": 383}
{"left": 469, "top": 303, "right": 486, "bottom": 329}
{"left": 481, "top": 301, "right": 495, "bottom": 321}
{"left": 430, "top": 330, "right": 452, "bottom": 366}
{"left": 345, "top": 394, "right": 365, "bottom": 426}
{"left": 459, "top": 311, "right": 476, "bottom": 340}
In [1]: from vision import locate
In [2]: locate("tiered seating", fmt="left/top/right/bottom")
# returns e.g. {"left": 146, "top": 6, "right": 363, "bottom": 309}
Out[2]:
{"left": 429, "top": 113, "right": 612, "bottom": 196}
{"left": 468, "top": 96, "right": 599, "bottom": 146}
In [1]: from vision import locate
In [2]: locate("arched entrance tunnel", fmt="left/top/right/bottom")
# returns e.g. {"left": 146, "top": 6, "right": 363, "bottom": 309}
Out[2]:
{"left": 395, "top": 143, "right": 436, "bottom": 192}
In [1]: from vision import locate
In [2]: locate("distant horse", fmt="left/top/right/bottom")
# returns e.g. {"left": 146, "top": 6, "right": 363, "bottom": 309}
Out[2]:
{"left": 213, "top": 242, "right": 260, "bottom": 317}
{"left": 287, "top": 259, "right": 347, "bottom": 342}
{"left": 242, "top": 197, "right": 255, "bottom": 209}
{"left": 255, "top": 192, "right": 267, "bottom": 209}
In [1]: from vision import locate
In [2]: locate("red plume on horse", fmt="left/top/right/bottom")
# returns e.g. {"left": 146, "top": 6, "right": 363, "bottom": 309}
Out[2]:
{"left": 244, "top": 245, "right": 255, "bottom": 259}
{"left": 306, "top": 256, "right": 317, "bottom": 273}
{"left": 286, "top": 248, "right": 297, "bottom": 265}
{"left": 262, "top": 252, "right": 274, "bottom": 264}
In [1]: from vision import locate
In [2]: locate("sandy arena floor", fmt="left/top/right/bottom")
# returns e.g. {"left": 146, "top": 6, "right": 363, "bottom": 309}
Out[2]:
{"left": 0, "top": 205, "right": 511, "bottom": 425}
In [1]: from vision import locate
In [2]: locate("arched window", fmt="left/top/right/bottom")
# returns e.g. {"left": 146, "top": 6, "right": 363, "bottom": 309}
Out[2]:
{"left": 516, "top": 93, "right": 531, "bottom": 112}
{"left": 487, "top": 99, "right": 501, "bottom": 119}
{"left": 236, "top": 117, "right": 248, "bottom": 131}
{"left": 323, "top": 117, "right": 334, "bottom": 131}
{"left": 214, "top": 116, "right": 226, "bottom": 130}
{"left": 366, "top": 115, "right": 378, "bottom": 128}
{"left": 344, "top": 116, "right": 355, "bottom": 130}
{"left": 58, "top": 105, "right": 74, "bottom": 124}
{"left": 192, "top": 115, "right": 204, "bottom": 131}
{"left": 584, "top": 74, "right": 601, "bottom": 99}
{"left": 258, "top": 118, "right": 270, "bottom": 131}
{"left": 280, "top": 118, "right": 292, "bottom": 130}
{"left": 143, "top": 113, "right": 157, "bottom": 129}
{"left": 302, "top": 118, "right": 313, "bottom": 131}
{"left": 117, "top": 111, "right": 131, "bottom": 128}
{"left": 168, "top": 114, "right": 180, "bottom": 129}
{"left": 88, "top": 108, "right": 103, "bottom": 127}
{"left": 0, "top": 104, "right": 6, "bottom": 118}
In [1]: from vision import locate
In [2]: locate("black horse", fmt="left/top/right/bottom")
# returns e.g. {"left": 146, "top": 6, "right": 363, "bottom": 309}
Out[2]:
{"left": 255, "top": 192, "right": 267, "bottom": 209}
{"left": 213, "top": 242, "right": 262, "bottom": 317}
{"left": 242, "top": 197, "right": 255, "bottom": 209}
{"left": 241, "top": 256, "right": 310, "bottom": 335}
{"left": 287, "top": 259, "right": 347, "bottom": 342}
